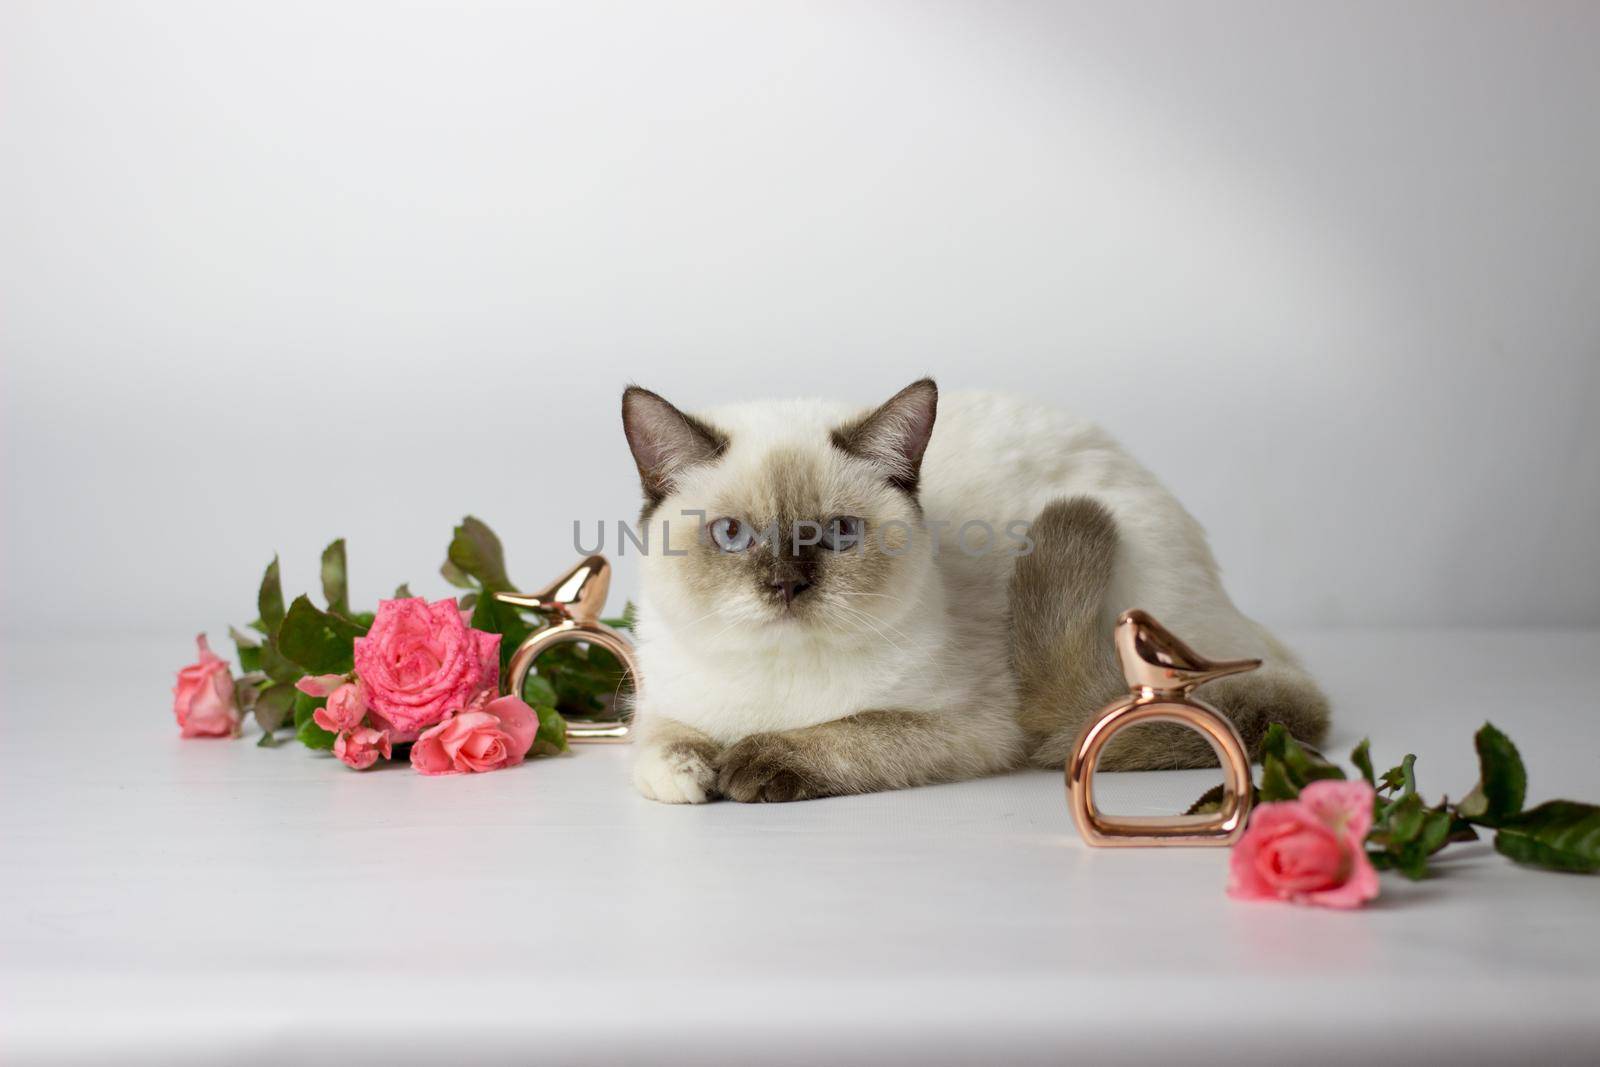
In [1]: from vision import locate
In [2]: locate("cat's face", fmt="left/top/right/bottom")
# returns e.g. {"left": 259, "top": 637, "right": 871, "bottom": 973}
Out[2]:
{"left": 623, "top": 381, "right": 938, "bottom": 650}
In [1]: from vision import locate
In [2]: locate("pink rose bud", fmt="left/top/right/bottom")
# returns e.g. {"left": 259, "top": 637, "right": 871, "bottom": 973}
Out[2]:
{"left": 352, "top": 598, "right": 501, "bottom": 742}
{"left": 333, "top": 727, "right": 392, "bottom": 771}
{"left": 173, "top": 634, "right": 240, "bottom": 738}
{"left": 314, "top": 682, "right": 368, "bottom": 734}
{"left": 294, "top": 674, "right": 347, "bottom": 698}
{"left": 1227, "top": 780, "right": 1380, "bottom": 909}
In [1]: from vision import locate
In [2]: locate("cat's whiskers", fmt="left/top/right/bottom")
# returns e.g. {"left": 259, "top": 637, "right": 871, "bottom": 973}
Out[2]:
{"left": 832, "top": 594, "right": 925, "bottom": 650}
{"left": 676, "top": 605, "right": 731, "bottom": 632}
{"left": 702, "top": 611, "right": 754, "bottom": 646}
{"left": 829, "top": 602, "right": 948, "bottom": 677}
{"left": 829, "top": 600, "right": 958, "bottom": 689}
{"left": 828, "top": 602, "right": 907, "bottom": 655}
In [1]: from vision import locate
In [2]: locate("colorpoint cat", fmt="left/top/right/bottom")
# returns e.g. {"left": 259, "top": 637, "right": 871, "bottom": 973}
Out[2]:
{"left": 621, "top": 379, "right": 1327, "bottom": 803}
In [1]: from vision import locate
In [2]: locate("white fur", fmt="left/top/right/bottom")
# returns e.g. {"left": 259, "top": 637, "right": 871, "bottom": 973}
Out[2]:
{"left": 632, "top": 741, "right": 715, "bottom": 804}
{"left": 631, "top": 391, "right": 1297, "bottom": 799}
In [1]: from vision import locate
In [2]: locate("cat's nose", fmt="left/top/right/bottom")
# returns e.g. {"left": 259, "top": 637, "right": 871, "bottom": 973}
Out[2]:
{"left": 770, "top": 578, "right": 811, "bottom": 605}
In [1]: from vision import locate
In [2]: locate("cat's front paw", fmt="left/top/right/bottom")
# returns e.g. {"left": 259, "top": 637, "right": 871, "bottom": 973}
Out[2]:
{"left": 633, "top": 740, "right": 718, "bottom": 804}
{"left": 716, "top": 733, "right": 828, "bottom": 803}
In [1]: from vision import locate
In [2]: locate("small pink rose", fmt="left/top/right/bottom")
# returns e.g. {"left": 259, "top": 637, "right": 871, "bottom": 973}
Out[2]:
{"left": 410, "top": 698, "right": 538, "bottom": 776}
{"left": 351, "top": 598, "right": 502, "bottom": 741}
{"left": 294, "top": 674, "right": 347, "bottom": 698}
{"left": 314, "top": 681, "right": 368, "bottom": 734}
{"left": 1228, "top": 779, "right": 1379, "bottom": 909}
{"left": 173, "top": 634, "right": 239, "bottom": 738}
{"left": 334, "top": 726, "right": 392, "bottom": 771}
{"left": 485, "top": 694, "right": 539, "bottom": 762}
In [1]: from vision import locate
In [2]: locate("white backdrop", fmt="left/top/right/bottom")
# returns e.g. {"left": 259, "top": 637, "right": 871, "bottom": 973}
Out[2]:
{"left": 3, "top": 0, "right": 1597, "bottom": 638}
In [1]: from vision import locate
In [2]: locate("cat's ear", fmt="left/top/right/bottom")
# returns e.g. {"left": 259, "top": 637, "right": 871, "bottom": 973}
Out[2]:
{"left": 831, "top": 378, "right": 938, "bottom": 494}
{"left": 621, "top": 386, "right": 728, "bottom": 504}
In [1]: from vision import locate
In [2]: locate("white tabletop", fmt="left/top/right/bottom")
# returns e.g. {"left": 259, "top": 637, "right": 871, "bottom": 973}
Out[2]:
{"left": 3, "top": 628, "right": 1597, "bottom": 1066}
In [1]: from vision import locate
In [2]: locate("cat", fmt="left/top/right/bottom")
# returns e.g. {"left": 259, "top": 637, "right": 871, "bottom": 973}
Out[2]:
{"left": 621, "top": 378, "right": 1328, "bottom": 803}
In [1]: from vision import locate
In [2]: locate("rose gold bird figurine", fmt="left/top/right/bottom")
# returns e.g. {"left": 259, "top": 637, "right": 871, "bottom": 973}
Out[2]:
{"left": 1067, "top": 609, "right": 1259, "bottom": 846}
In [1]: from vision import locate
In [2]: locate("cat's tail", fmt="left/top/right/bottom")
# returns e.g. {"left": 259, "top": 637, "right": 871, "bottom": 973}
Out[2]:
{"left": 1009, "top": 497, "right": 1332, "bottom": 771}
{"left": 1008, "top": 497, "right": 1125, "bottom": 768}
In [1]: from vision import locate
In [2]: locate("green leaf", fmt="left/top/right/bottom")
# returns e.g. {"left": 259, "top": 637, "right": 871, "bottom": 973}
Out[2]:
{"left": 1256, "top": 723, "right": 1344, "bottom": 801}
{"left": 1394, "top": 850, "right": 1430, "bottom": 881}
{"left": 447, "top": 516, "right": 514, "bottom": 593}
{"left": 470, "top": 590, "right": 536, "bottom": 677}
{"left": 277, "top": 595, "right": 367, "bottom": 675}
{"left": 258, "top": 640, "right": 304, "bottom": 684}
{"left": 529, "top": 700, "right": 569, "bottom": 757}
{"left": 1419, "top": 808, "right": 1454, "bottom": 855}
{"left": 440, "top": 559, "right": 476, "bottom": 590}
{"left": 229, "top": 625, "right": 263, "bottom": 673}
{"left": 1259, "top": 756, "right": 1300, "bottom": 802}
{"left": 292, "top": 690, "right": 324, "bottom": 730}
{"left": 1185, "top": 784, "right": 1226, "bottom": 816}
{"left": 1379, "top": 754, "right": 1417, "bottom": 798}
{"left": 254, "top": 682, "right": 297, "bottom": 733}
{"left": 1371, "top": 793, "right": 1454, "bottom": 881}
{"left": 602, "top": 601, "right": 639, "bottom": 631}
{"left": 1263, "top": 723, "right": 1346, "bottom": 784}
{"left": 521, "top": 672, "right": 559, "bottom": 708}
{"left": 321, "top": 538, "right": 349, "bottom": 616}
{"left": 394, "top": 582, "right": 413, "bottom": 599}
{"left": 1386, "top": 792, "right": 1427, "bottom": 845}
{"left": 1458, "top": 722, "right": 1527, "bottom": 827}
{"left": 1260, "top": 721, "right": 1293, "bottom": 763}
{"left": 1287, "top": 745, "right": 1346, "bottom": 786}
{"left": 1493, "top": 801, "right": 1600, "bottom": 873}
{"left": 540, "top": 641, "right": 630, "bottom": 717}
{"left": 258, "top": 556, "right": 286, "bottom": 632}
{"left": 1184, "top": 781, "right": 1259, "bottom": 817}
{"left": 1351, "top": 739, "right": 1375, "bottom": 785}
{"left": 296, "top": 716, "right": 337, "bottom": 751}
{"left": 232, "top": 674, "right": 264, "bottom": 718}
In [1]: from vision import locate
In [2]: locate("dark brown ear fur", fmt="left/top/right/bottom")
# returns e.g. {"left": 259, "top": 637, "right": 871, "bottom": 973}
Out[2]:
{"left": 830, "top": 378, "right": 938, "bottom": 495}
{"left": 621, "top": 386, "right": 728, "bottom": 514}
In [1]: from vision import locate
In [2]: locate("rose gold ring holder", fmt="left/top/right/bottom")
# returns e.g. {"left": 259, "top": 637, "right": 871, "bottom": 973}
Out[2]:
{"left": 1067, "top": 610, "right": 1258, "bottom": 846}
{"left": 494, "top": 555, "right": 638, "bottom": 743}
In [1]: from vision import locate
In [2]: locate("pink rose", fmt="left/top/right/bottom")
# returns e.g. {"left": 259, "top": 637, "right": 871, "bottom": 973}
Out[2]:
{"left": 173, "top": 634, "right": 239, "bottom": 738}
{"left": 410, "top": 696, "right": 540, "bottom": 776}
{"left": 1228, "top": 780, "right": 1380, "bottom": 909}
{"left": 351, "top": 597, "right": 500, "bottom": 741}
{"left": 410, "top": 713, "right": 514, "bottom": 775}
{"left": 334, "top": 726, "right": 392, "bottom": 771}
{"left": 483, "top": 694, "right": 539, "bottom": 758}
{"left": 314, "top": 682, "right": 368, "bottom": 734}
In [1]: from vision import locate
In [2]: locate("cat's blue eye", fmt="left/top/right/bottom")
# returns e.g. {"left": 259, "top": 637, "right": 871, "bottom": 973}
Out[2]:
{"left": 709, "top": 516, "right": 754, "bottom": 552}
{"left": 821, "top": 516, "right": 864, "bottom": 551}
